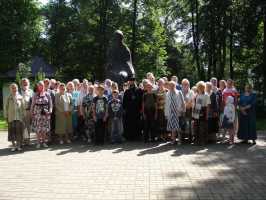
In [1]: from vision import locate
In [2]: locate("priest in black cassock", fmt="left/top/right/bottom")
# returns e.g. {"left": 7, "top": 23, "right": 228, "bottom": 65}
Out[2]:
{"left": 122, "top": 76, "right": 143, "bottom": 141}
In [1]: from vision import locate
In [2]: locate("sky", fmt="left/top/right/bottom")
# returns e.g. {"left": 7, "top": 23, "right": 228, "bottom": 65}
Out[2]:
{"left": 39, "top": 0, "right": 49, "bottom": 5}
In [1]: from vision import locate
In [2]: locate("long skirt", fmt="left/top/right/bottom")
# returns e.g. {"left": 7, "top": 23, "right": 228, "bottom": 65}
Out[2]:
{"left": 208, "top": 117, "right": 219, "bottom": 143}
{"left": 55, "top": 112, "right": 73, "bottom": 136}
{"left": 157, "top": 109, "right": 167, "bottom": 134}
{"left": 193, "top": 118, "right": 207, "bottom": 145}
{"left": 23, "top": 110, "right": 31, "bottom": 140}
{"left": 124, "top": 113, "right": 141, "bottom": 141}
{"left": 8, "top": 120, "right": 24, "bottom": 143}
{"left": 238, "top": 112, "right": 257, "bottom": 140}
{"left": 167, "top": 113, "right": 179, "bottom": 132}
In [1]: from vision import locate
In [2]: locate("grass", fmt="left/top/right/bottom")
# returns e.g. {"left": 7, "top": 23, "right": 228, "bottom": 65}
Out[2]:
{"left": 256, "top": 118, "right": 266, "bottom": 131}
{"left": 0, "top": 111, "right": 7, "bottom": 130}
{"left": 0, "top": 119, "right": 7, "bottom": 130}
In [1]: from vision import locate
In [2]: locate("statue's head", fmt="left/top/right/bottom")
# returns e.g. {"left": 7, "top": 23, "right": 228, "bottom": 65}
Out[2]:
{"left": 114, "top": 30, "right": 124, "bottom": 43}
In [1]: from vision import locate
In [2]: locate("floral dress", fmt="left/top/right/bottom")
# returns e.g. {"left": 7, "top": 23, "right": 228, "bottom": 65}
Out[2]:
{"left": 31, "top": 92, "right": 52, "bottom": 134}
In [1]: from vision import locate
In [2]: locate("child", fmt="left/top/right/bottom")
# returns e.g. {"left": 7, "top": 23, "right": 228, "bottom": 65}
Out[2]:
{"left": 192, "top": 81, "right": 210, "bottom": 145}
{"left": 5, "top": 83, "right": 26, "bottom": 151}
{"left": 108, "top": 90, "right": 123, "bottom": 144}
{"left": 93, "top": 84, "right": 108, "bottom": 145}
{"left": 82, "top": 85, "right": 95, "bottom": 143}
{"left": 143, "top": 81, "right": 157, "bottom": 143}
{"left": 222, "top": 96, "right": 236, "bottom": 144}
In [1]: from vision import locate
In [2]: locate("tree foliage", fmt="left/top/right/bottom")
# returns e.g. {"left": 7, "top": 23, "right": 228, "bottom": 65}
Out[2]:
{"left": 0, "top": 0, "right": 265, "bottom": 91}
{"left": 0, "top": 0, "right": 41, "bottom": 73}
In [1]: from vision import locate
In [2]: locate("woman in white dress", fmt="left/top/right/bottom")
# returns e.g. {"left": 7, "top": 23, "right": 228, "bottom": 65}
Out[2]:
{"left": 164, "top": 81, "right": 186, "bottom": 145}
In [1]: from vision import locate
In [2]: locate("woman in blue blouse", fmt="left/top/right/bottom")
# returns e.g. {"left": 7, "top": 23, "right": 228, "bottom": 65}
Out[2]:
{"left": 237, "top": 84, "right": 257, "bottom": 144}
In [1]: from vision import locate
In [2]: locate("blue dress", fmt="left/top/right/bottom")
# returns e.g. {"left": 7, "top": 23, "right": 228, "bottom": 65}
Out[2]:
{"left": 237, "top": 93, "right": 257, "bottom": 140}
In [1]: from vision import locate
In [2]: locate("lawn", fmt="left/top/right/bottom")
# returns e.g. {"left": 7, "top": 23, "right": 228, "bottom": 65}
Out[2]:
{"left": 0, "top": 111, "right": 7, "bottom": 130}
{"left": 256, "top": 118, "right": 266, "bottom": 131}
{"left": 0, "top": 119, "right": 7, "bottom": 130}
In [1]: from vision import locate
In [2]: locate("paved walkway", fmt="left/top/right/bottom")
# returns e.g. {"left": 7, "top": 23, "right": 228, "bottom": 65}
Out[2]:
{"left": 0, "top": 131, "right": 266, "bottom": 200}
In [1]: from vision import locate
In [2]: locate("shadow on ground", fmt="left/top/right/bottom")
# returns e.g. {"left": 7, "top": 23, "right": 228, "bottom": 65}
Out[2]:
{"left": 163, "top": 141, "right": 266, "bottom": 200}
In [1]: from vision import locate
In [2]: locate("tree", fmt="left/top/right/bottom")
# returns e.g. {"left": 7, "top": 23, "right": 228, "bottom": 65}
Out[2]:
{"left": 15, "top": 62, "right": 32, "bottom": 85}
{"left": 0, "top": 0, "right": 41, "bottom": 73}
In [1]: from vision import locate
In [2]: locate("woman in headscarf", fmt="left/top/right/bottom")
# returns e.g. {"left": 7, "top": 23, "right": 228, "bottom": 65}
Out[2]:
{"left": 31, "top": 81, "right": 53, "bottom": 148}
{"left": 5, "top": 83, "right": 26, "bottom": 151}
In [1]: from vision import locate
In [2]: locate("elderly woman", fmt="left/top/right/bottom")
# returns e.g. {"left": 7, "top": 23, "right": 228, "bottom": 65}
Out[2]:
{"left": 171, "top": 76, "right": 182, "bottom": 90}
{"left": 205, "top": 81, "right": 219, "bottom": 143}
{"left": 146, "top": 72, "right": 157, "bottom": 90}
{"left": 55, "top": 83, "right": 73, "bottom": 144}
{"left": 31, "top": 81, "right": 53, "bottom": 148}
{"left": 76, "top": 80, "right": 89, "bottom": 141}
{"left": 81, "top": 85, "right": 95, "bottom": 143}
{"left": 237, "top": 84, "right": 257, "bottom": 144}
{"left": 181, "top": 78, "right": 194, "bottom": 142}
{"left": 192, "top": 81, "right": 210, "bottom": 145}
{"left": 20, "top": 78, "right": 33, "bottom": 144}
{"left": 165, "top": 81, "right": 186, "bottom": 145}
{"left": 142, "top": 81, "right": 157, "bottom": 143}
{"left": 156, "top": 78, "right": 168, "bottom": 141}
{"left": 70, "top": 79, "right": 80, "bottom": 139}
{"left": 5, "top": 83, "right": 26, "bottom": 151}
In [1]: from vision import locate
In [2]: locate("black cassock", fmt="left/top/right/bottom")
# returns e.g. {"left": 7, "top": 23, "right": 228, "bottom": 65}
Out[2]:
{"left": 122, "top": 85, "right": 143, "bottom": 141}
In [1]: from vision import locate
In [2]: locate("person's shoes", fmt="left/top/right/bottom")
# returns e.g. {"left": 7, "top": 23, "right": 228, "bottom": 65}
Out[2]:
{"left": 43, "top": 143, "right": 48, "bottom": 148}
{"left": 240, "top": 140, "right": 249, "bottom": 144}
{"left": 36, "top": 143, "right": 41, "bottom": 149}
{"left": 11, "top": 147, "right": 16, "bottom": 152}
{"left": 59, "top": 140, "right": 64, "bottom": 145}
{"left": 87, "top": 138, "right": 92, "bottom": 144}
{"left": 171, "top": 141, "right": 177, "bottom": 145}
{"left": 73, "top": 135, "right": 78, "bottom": 140}
{"left": 252, "top": 140, "right": 256, "bottom": 145}
{"left": 17, "top": 147, "right": 23, "bottom": 151}
{"left": 66, "top": 140, "right": 71, "bottom": 144}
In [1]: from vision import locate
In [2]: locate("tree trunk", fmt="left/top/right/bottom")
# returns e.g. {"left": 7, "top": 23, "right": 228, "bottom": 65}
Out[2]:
{"left": 263, "top": 7, "right": 266, "bottom": 101}
{"left": 131, "top": 0, "right": 138, "bottom": 65}
{"left": 229, "top": 9, "right": 233, "bottom": 79}
{"left": 98, "top": 0, "right": 108, "bottom": 80}
{"left": 220, "top": 12, "right": 227, "bottom": 79}
{"left": 210, "top": 0, "right": 217, "bottom": 78}
{"left": 221, "top": 25, "right": 226, "bottom": 79}
{"left": 191, "top": 0, "right": 203, "bottom": 80}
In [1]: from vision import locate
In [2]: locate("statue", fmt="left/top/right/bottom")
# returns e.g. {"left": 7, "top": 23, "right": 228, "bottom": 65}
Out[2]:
{"left": 106, "top": 30, "right": 135, "bottom": 84}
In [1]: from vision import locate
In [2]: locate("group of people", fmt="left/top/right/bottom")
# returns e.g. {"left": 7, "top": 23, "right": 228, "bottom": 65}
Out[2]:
{"left": 4, "top": 72, "right": 257, "bottom": 152}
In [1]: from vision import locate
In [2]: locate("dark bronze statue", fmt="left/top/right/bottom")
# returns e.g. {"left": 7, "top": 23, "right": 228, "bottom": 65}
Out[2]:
{"left": 106, "top": 30, "right": 135, "bottom": 84}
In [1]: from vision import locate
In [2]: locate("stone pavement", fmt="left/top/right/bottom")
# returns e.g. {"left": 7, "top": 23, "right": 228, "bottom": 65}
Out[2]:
{"left": 0, "top": 131, "right": 266, "bottom": 200}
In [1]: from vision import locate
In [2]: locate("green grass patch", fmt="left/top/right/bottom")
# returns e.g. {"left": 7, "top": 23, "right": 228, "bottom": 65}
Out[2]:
{"left": 256, "top": 118, "right": 266, "bottom": 131}
{"left": 0, "top": 118, "right": 8, "bottom": 130}
{"left": 0, "top": 111, "right": 7, "bottom": 130}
